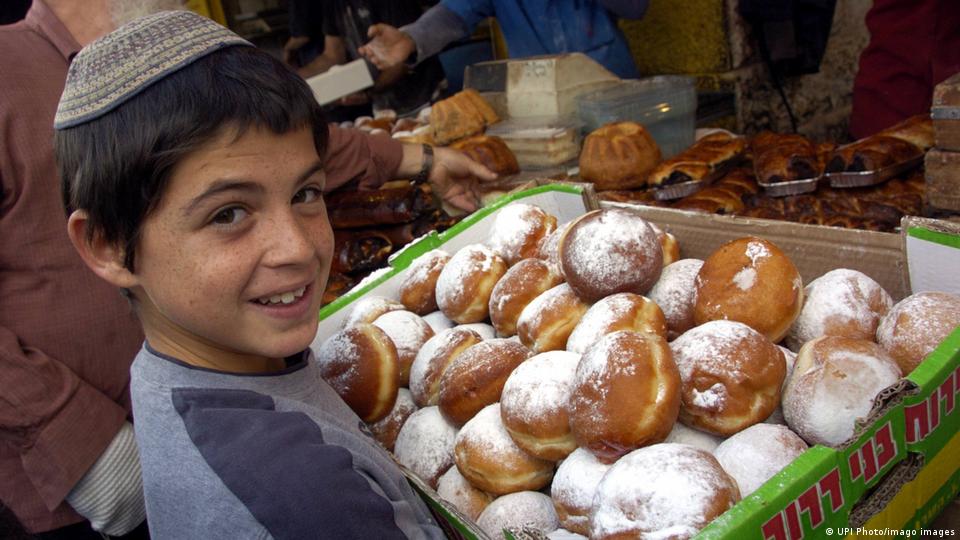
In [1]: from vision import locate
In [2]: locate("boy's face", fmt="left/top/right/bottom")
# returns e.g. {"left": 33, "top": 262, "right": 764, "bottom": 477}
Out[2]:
{"left": 130, "top": 125, "right": 332, "bottom": 368}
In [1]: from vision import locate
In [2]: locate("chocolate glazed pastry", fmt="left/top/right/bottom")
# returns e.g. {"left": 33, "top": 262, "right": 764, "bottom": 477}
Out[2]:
{"left": 750, "top": 132, "right": 819, "bottom": 183}
{"left": 327, "top": 184, "right": 435, "bottom": 228}
{"left": 332, "top": 230, "right": 393, "bottom": 274}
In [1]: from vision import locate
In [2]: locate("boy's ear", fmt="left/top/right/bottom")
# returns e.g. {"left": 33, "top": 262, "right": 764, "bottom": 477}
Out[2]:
{"left": 66, "top": 210, "right": 139, "bottom": 289}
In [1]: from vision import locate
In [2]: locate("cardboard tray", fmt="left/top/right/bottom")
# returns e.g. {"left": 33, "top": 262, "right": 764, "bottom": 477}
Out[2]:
{"left": 314, "top": 184, "right": 960, "bottom": 540}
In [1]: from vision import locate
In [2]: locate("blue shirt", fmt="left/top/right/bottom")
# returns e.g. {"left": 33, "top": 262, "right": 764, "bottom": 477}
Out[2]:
{"left": 442, "top": 0, "right": 641, "bottom": 79}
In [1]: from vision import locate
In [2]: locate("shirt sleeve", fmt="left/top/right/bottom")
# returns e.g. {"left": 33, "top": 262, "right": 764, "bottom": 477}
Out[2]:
{"left": 324, "top": 125, "right": 404, "bottom": 192}
{"left": 0, "top": 325, "right": 127, "bottom": 510}
{"left": 400, "top": 4, "right": 472, "bottom": 65}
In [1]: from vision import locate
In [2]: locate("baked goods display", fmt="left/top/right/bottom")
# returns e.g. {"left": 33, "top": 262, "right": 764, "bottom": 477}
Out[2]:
{"left": 694, "top": 236, "right": 803, "bottom": 342}
{"left": 559, "top": 208, "right": 663, "bottom": 302}
{"left": 786, "top": 268, "right": 893, "bottom": 352}
{"left": 876, "top": 292, "right": 960, "bottom": 373}
{"left": 647, "top": 131, "right": 746, "bottom": 188}
{"left": 713, "top": 424, "right": 808, "bottom": 497}
{"left": 449, "top": 135, "right": 520, "bottom": 176}
{"left": 590, "top": 444, "right": 740, "bottom": 539}
{"left": 315, "top": 324, "right": 399, "bottom": 423}
{"left": 430, "top": 88, "right": 500, "bottom": 145}
{"left": 368, "top": 388, "right": 417, "bottom": 452}
{"left": 579, "top": 122, "right": 662, "bottom": 190}
{"left": 476, "top": 491, "right": 559, "bottom": 539}
{"left": 340, "top": 295, "right": 404, "bottom": 328}
{"left": 435, "top": 244, "right": 508, "bottom": 323}
{"left": 486, "top": 203, "right": 558, "bottom": 266}
{"left": 827, "top": 115, "right": 932, "bottom": 173}
{"left": 670, "top": 321, "right": 786, "bottom": 436}
{"left": 568, "top": 330, "right": 681, "bottom": 462}
{"left": 371, "top": 310, "right": 434, "bottom": 387}
{"left": 782, "top": 336, "right": 902, "bottom": 446}
{"left": 321, "top": 200, "right": 954, "bottom": 539}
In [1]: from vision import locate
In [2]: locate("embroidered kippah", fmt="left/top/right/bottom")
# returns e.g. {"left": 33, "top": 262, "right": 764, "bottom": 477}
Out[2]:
{"left": 54, "top": 10, "right": 252, "bottom": 129}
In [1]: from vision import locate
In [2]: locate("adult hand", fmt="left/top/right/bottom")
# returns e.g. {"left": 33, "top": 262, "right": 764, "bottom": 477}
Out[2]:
{"left": 282, "top": 36, "right": 311, "bottom": 67}
{"left": 428, "top": 147, "right": 498, "bottom": 213}
{"left": 358, "top": 24, "right": 416, "bottom": 71}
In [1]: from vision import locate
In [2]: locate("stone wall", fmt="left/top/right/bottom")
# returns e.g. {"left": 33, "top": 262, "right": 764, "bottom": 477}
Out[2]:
{"left": 619, "top": 0, "right": 872, "bottom": 142}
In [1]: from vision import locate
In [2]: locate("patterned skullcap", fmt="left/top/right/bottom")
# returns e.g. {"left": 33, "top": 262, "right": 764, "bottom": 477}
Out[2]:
{"left": 55, "top": 10, "right": 252, "bottom": 129}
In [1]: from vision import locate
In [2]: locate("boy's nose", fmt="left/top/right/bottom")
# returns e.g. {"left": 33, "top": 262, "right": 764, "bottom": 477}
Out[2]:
{"left": 262, "top": 211, "right": 318, "bottom": 266}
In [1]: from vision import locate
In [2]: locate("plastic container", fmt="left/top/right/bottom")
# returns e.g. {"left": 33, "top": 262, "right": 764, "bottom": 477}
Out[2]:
{"left": 576, "top": 76, "right": 697, "bottom": 158}
{"left": 485, "top": 117, "right": 582, "bottom": 169}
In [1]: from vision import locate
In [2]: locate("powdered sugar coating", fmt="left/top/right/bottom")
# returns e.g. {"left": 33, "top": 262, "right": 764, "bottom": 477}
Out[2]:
{"left": 590, "top": 443, "right": 739, "bottom": 539}
{"left": 876, "top": 292, "right": 960, "bottom": 374}
{"left": 648, "top": 259, "right": 704, "bottom": 340}
{"left": 551, "top": 447, "right": 612, "bottom": 533}
{"left": 560, "top": 208, "right": 663, "bottom": 302}
{"left": 787, "top": 269, "right": 893, "bottom": 352}
{"left": 394, "top": 406, "right": 459, "bottom": 488}
{"left": 714, "top": 424, "right": 807, "bottom": 497}
{"left": 536, "top": 220, "right": 573, "bottom": 275}
{"left": 670, "top": 321, "right": 757, "bottom": 385}
{"left": 783, "top": 337, "right": 901, "bottom": 446}
{"left": 664, "top": 423, "right": 725, "bottom": 453}
{"left": 502, "top": 351, "right": 581, "bottom": 428}
{"left": 477, "top": 491, "right": 559, "bottom": 538}
{"left": 372, "top": 310, "right": 434, "bottom": 385}
{"left": 368, "top": 388, "right": 418, "bottom": 452}
{"left": 399, "top": 249, "right": 451, "bottom": 314}
{"left": 517, "top": 283, "right": 590, "bottom": 352}
{"left": 547, "top": 529, "right": 587, "bottom": 540}
{"left": 764, "top": 346, "right": 798, "bottom": 425}
{"left": 566, "top": 293, "right": 666, "bottom": 354}
{"left": 341, "top": 296, "right": 404, "bottom": 328}
{"left": 456, "top": 403, "right": 533, "bottom": 460}
{"left": 423, "top": 311, "right": 456, "bottom": 333}
{"left": 435, "top": 466, "right": 492, "bottom": 521}
{"left": 409, "top": 327, "right": 482, "bottom": 407}
{"left": 458, "top": 322, "right": 497, "bottom": 340}
{"left": 315, "top": 329, "right": 362, "bottom": 395}
{"left": 486, "top": 203, "right": 557, "bottom": 265}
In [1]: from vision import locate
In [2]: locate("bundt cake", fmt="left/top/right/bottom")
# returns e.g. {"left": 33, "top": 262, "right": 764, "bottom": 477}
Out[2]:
{"left": 579, "top": 122, "right": 662, "bottom": 190}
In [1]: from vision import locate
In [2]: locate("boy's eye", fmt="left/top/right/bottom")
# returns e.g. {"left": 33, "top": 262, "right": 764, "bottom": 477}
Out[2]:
{"left": 293, "top": 186, "right": 323, "bottom": 204}
{"left": 210, "top": 206, "right": 248, "bottom": 226}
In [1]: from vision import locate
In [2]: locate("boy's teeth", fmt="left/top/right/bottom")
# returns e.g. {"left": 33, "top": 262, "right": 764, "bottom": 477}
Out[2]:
{"left": 258, "top": 286, "right": 306, "bottom": 305}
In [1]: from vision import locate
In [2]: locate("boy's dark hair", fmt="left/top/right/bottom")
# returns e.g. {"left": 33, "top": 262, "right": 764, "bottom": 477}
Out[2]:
{"left": 56, "top": 45, "right": 328, "bottom": 271}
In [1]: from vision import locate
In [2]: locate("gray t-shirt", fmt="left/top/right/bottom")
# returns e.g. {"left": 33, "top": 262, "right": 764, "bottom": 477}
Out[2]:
{"left": 130, "top": 344, "right": 444, "bottom": 539}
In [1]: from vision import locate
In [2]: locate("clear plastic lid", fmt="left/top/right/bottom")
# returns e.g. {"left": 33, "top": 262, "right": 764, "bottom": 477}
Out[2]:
{"left": 576, "top": 76, "right": 696, "bottom": 112}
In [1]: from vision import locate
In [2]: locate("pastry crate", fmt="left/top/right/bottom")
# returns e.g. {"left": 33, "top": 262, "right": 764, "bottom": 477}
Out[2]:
{"left": 313, "top": 185, "right": 960, "bottom": 539}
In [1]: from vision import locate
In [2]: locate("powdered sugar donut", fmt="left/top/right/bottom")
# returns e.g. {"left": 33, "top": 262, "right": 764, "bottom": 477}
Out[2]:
{"left": 714, "top": 423, "right": 807, "bottom": 497}
{"left": 368, "top": 388, "right": 417, "bottom": 452}
{"left": 341, "top": 295, "right": 404, "bottom": 328}
{"left": 436, "top": 466, "right": 493, "bottom": 521}
{"left": 500, "top": 351, "right": 581, "bottom": 460}
{"left": 783, "top": 336, "right": 901, "bottom": 446}
{"left": 786, "top": 268, "right": 893, "bottom": 352}
{"left": 551, "top": 447, "right": 612, "bottom": 535}
{"left": 516, "top": 283, "right": 591, "bottom": 353}
{"left": 457, "top": 322, "right": 497, "bottom": 340}
{"left": 590, "top": 443, "right": 740, "bottom": 539}
{"left": 477, "top": 491, "right": 559, "bottom": 539}
{"left": 409, "top": 327, "right": 483, "bottom": 407}
{"left": 398, "top": 249, "right": 451, "bottom": 315}
{"left": 489, "top": 258, "right": 563, "bottom": 337}
{"left": 670, "top": 320, "right": 785, "bottom": 436}
{"left": 663, "top": 422, "right": 725, "bottom": 453}
{"left": 547, "top": 530, "right": 587, "bottom": 540}
{"left": 648, "top": 259, "right": 704, "bottom": 340}
{"left": 694, "top": 237, "right": 803, "bottom": 342}
{"left": 559, "top": 208, "right": 663, "bottom": 302}
{"left": 569, "top": 330, "right": 681, "bottom": 463}
{"left": 438, "top": 338, "right": 532, "bottom": 425}
{"left": 423, "top": 311, "right": 456, "bottom": 333}
{"left": 315, "top": 323, "right": 399, "bottom": 423}
{"left": 877, "top": 292, "right": 960, "bottom": 374}
{"left": 393, "top": 406, "right": 459, "bottom": 488}
{"left": 454, "top": 404, "right": 554, "bottom": 495}
{"left": 436, "top": 244, "right": 507, "bottom": 323}
{"left": 486, "top": 203, "right": 558, "bottom": 266}
{"left": 765, "top": 346, "right": 798, "bottom": 425}
{"left": 648, "top": 222, "right": 680, "bottom": 267}
{"left": 372, "top": 310, "right": 434, "bottom": 387}
{"left": 536, "top": 220, "right": 573, "bottom": 274}
{"left": 566, "top": 293, "right": 667, "bottom": 354}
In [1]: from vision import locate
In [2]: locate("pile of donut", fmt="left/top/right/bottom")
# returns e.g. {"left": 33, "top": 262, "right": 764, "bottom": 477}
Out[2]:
{"left": 316, "top": 203, "right": 960, "bottom": 540}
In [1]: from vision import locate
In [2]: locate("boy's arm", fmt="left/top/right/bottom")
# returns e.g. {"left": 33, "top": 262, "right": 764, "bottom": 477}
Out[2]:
{"left": 0, "top": 325, "right": 137, "bottom": 524}
{"left": 324, "top": 125, "right": 495, "bottom": 212}
{"left": 360, "top": 4, "right": 471, "bottom": 71}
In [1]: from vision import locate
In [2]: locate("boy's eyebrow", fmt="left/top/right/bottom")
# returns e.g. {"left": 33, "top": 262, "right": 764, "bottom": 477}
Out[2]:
{"left": 181, "top": 162, "right": 325, "bottom": 216}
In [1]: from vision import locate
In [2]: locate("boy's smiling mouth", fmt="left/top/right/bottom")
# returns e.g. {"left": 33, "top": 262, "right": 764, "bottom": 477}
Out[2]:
{"left": 255, "top": 286, "right": 307, "bottom": 306}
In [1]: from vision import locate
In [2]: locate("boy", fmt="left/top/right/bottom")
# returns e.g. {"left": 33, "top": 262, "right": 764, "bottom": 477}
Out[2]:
{"left": 56, "top": 11, "right": 489, "bottom": 539}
